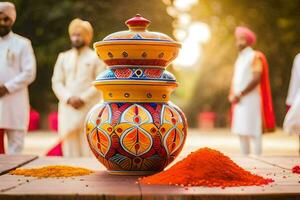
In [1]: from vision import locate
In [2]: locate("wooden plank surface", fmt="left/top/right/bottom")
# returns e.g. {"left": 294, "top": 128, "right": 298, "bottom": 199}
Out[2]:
{"left": 0, "top": 156, "right": 141, "bottom": 200}
{"left": 0, "top": 156, "right": 299, "bottom": 200}
{"left": 251, "top": 156, "right": 300, "bottom": 169}
{"left": 0, "top": 154, "right": 37, "bottom": 175}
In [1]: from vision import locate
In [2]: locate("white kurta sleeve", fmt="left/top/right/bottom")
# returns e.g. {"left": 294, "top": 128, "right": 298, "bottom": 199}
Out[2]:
{"left": 283, "top": 93, "right": 300, "bottom": 135}
{"left": 4, "top": 40, "right": 36, "bottom": 93}
{"left": 52, "top": 53, "right": 71, "bottom": 103}
{"left": 286, "top": 53, "right": 300, "bottom": 106}
{"left": 79, "top": 58, "right": 105, "bottom": 102}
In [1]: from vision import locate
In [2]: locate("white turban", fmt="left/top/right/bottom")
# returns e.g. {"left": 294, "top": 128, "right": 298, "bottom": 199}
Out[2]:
{"left": 0, "top": 2, "right": 16, "bottom": 24}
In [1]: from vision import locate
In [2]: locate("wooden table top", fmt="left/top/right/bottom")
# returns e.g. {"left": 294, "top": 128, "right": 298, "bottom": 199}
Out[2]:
{"left": 0, "top": 154, "right": 37, "bottom": 176}
{"left": 0, "top": 155, "right": 299, "bottom": 200}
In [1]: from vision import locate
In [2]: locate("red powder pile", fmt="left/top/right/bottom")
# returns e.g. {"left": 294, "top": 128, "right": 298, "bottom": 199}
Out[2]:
{"left": 139, "top": 147, "right": 273, "bottom": 187}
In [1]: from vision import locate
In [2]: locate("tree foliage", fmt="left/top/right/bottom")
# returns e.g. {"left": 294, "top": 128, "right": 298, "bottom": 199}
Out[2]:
{"left": 8, "top": 0, "right": 300, "bottom": 127}
{"left": 187, "top": 0, "right": 300, "bottom": 127}
{"left": 10, "top": 0, "right": 172, "bottom": 114}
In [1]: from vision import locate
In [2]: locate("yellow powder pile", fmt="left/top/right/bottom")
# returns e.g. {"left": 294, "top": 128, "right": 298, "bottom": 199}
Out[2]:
{"left": 9, "top": 165, "right": 94, "bottom": 178}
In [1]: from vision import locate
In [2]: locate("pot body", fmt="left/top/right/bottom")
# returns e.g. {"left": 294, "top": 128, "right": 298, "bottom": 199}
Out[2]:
{"left": 85, "top": 101, "right": 187, "bottom": 175}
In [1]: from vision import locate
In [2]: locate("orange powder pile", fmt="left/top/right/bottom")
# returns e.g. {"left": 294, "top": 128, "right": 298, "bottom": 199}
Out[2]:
{"left": 139, "top": 148, "right": 273, "bottom": 187}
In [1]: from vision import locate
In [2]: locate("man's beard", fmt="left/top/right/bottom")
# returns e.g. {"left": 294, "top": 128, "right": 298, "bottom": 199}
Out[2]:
{"left": 237, "top": 44, "right": 247, "bottom": 51}
{"left": 72, "top": 41, "right": 85, "bottom": 49}
{"left": 0, "top": 26, "right": 11, "bottom": 37}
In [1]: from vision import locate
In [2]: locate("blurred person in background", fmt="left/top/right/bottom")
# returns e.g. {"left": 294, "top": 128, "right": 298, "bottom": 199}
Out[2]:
{"left": 284, "top": 53, "right": 300, "bottom": 154}
{"left": 229, "top": 26, "right": 275, "bottom": 156}
{"left": 285, "top": 53, "right": 300, "bottom": 111}
{"left": 0, "top": 2, "right": 36, "bottom": 154}
{"left": 52, "top": 18, "right": 105, "bottom": 157}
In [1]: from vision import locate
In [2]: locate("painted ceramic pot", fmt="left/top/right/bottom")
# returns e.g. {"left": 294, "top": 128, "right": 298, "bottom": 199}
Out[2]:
{"left": 85, "top": 14, "right": 188, "bottom": 175}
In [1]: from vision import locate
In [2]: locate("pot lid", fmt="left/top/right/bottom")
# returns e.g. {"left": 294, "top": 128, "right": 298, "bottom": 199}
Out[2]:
{"left": 102, "top": 14, "right": 175, "bottom": 42}
{"left": 94, "top": 14, "right": 181, "bottom": 67}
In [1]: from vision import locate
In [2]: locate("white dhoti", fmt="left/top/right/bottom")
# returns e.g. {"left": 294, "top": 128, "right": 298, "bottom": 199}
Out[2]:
{"left": 61, "top": 126, "right": 91, "bottom": 157}
{"left": 58, "top": 101, "right": 96, "bottom": 157}
{"left": 232, "top": 89, "right": 262, "bottom": 137}
{"left": 5, "top": 129, "right": 26, "bottom": 154}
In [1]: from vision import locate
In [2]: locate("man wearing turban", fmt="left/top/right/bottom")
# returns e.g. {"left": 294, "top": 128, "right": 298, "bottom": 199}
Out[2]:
{"left": 229, "top": 26, "right": 275, "bottom": 155}
{"left": 0, "top": 2, "right": 36, "bottom": 154}
{"left": 52, "top": 18, "right": 105, "bottom": 157}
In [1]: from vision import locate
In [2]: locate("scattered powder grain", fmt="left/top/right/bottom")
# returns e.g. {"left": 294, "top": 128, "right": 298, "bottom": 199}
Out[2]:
{"left": 292, "top": 165, "right": 300, "bottom": 174}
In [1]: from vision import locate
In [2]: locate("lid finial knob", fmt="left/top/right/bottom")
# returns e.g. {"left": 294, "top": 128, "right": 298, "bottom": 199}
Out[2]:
{"left": 125, "top": 14, "right": 151, "bottom": 31}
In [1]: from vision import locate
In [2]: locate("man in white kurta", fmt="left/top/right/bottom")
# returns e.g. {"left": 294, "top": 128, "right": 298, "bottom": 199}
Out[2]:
{"left": 286, "top": 53, "right": 300, "bottom": 109}
{"left": 284, "top": 53, "right": 300, "bottom": 136}
{"left": 0, "top": 2, "right": 36, "bottom": 154}
{"left": 229, "top": 27, "right": 263, "bottom": 156}
{"left": 52, "top": 18, "right": 104, "bottom": 157}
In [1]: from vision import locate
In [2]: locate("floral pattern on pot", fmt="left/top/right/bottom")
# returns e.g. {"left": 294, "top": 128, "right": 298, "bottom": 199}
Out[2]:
{"left": 95, "top": 67, "right": 176, "bottom": 82}
{"left": 85, "top": 102, "right": 187, "bottom": 174}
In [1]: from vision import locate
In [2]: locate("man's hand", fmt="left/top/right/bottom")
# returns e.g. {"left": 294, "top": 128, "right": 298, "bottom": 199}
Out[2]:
{"left": 67, "top": 96, "right": 85, "bottom": 109}
{"left": 0, "top": 85, "right": 9, "bottom": 97}
{"left": 228, "top": 94, "right": 242, "bottom": 104}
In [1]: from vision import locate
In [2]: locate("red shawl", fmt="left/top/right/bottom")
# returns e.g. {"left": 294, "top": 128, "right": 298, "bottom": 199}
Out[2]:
{"left": 256, "top": 51, "right": 276, "bottom": 132}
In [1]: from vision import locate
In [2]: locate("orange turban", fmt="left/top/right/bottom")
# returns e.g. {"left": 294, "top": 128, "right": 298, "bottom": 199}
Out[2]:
{"left": 235, "top": 26, "right": 256, "bottom": 46}
{"left": 68, "top": 18, "right": 93, "bottom": 45}
{"left": 0, "top": 2, "right": 16, "bottom": 24}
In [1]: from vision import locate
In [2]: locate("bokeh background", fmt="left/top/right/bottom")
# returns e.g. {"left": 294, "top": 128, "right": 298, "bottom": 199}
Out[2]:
{"left": 10, "top": 0, "right": 300, "bottom": 128}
